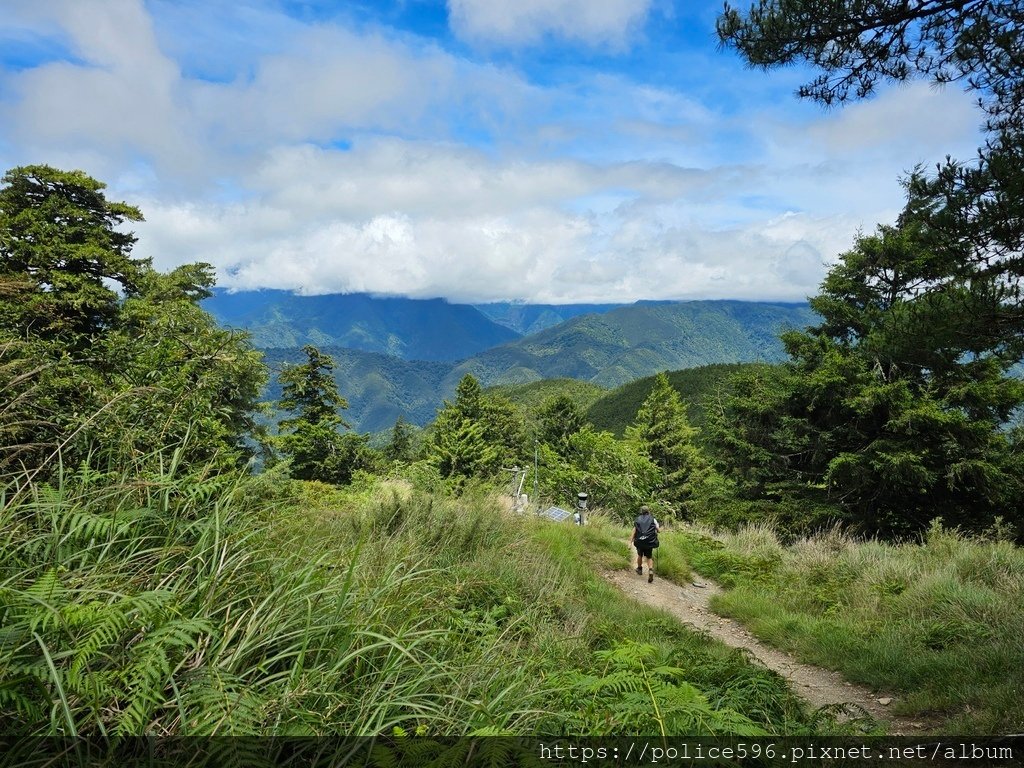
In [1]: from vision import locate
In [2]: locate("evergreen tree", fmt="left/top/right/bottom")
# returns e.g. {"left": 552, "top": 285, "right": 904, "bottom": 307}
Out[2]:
{"left": 0, "top": 165, "right": 146, "bottom": 350}
{"left": 428, "top": 410, "right": 498, "bottom": 482}
{"left": 712, "top": 0, "right": 1024, "bottom": 537}
{"left": 626, "top": 372, "right": 709, "bottom": 514}
{"left": 384, "top": 416, "right": 416, "bottom": 464}
{"left": 427, "top": 374, "right": 525, "bottom": 484}
{"left": 98, "top": 262, "right": 267, "bottom": 469}
{"left": 713, "top": 216, "right": 1024, "bottom": 535}
{"left": 0, "top": 166, "right": 266, "bottom": 475}
{"left": 538, "top": 394, "right": 585, "bottom": 457}
{"left": 275, "top": 345, "right": 357, "bottom": 483}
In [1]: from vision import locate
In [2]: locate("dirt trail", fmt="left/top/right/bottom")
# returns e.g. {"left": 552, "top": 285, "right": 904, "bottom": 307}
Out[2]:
{"left": 605, "top": 567, "right": 932, "bottom": 735}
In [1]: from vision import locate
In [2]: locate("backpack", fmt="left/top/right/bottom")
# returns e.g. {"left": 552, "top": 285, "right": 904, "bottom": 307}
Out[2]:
{"left": 634, "top": 515, "right": 659, "bottom": 548}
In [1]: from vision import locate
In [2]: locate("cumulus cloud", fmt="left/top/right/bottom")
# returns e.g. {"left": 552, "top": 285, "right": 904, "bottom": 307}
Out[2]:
{"left": 0, "top": 0, "right": 987, "bottom": 305}
{"left": 447, "top": 0, "right": 654, "bottom": 49}
{"left": 130, "top": 136, "right": 864, "bottom": 304}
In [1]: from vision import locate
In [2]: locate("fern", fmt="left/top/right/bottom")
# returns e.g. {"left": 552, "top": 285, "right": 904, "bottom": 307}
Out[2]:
{"left": 117, "top": 615, "right": 213, "bottom": 735}
{"left": 559, "top": 641, "right": 767, "bottom": 736}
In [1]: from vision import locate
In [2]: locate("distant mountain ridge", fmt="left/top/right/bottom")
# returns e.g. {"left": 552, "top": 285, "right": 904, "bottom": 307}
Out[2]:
{"left": 241, "top": 295, "right": 816, "bottom": 433}
{"left": 473, "top": 302, "right": 624, "bottom": 335}
{"left": 204, "top": 289, "right": 519, "bottom": 361}
{"left": 447, "top": 300, "right": 815, "bottom": 389}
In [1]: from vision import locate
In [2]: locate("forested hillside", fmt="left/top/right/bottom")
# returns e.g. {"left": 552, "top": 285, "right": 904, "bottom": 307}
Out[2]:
{"left": 259, "top": 302, "right": 814, "bottom": 433}
{"left": 449, "top": 300, "right": 815, "bottom": 388}
{"left": 473, "top": 301, "right": 623, "bottom": 335}
{"left": 205, "top": 289, "right": 519, "bottom": 360}
{"left": 261, "top": 346, "right": 453, "bottom": 434}
{"left": 587, "top": 363, "right": 772, "bottom": 436}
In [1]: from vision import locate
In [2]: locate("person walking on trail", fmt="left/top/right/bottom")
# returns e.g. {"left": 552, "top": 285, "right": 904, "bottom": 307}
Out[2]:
{"left": 629, "top": 505, "right": 660, "bottom": 583}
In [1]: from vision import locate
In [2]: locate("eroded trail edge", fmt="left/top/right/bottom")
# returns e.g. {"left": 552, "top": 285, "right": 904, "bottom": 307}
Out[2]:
{"left": 605, "top": 568, "right": 932, "bottom": 735}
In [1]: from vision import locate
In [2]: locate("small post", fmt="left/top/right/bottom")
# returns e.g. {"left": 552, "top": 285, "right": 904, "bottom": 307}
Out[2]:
{"left": 533, "top": 439, "right": 539, "bottom": 512}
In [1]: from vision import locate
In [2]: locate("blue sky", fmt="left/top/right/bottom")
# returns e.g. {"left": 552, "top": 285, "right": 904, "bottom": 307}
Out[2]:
{"left": 0, "top": 0, "right": 983, "bottom": 303}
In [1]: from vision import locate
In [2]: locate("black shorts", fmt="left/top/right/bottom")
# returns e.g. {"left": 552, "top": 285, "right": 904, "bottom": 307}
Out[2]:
{"left": 636, "top": 546, "right": 653, "bottom": 558}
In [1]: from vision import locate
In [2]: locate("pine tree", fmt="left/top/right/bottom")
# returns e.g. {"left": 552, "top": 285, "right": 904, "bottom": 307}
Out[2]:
{"left": 538, "top": 395, "right": 585, "bottom": 457}
{"left": 384, "top": 416, "right": 416, "bottom": 464}
{"left": 427, "top": 374, "right": 524, "bottom": 484}
{"left": 626, "top": 373, "right": 709, "bottom": 514}
{"left": 275, "top": 345, "right": 354, "bottom": 482}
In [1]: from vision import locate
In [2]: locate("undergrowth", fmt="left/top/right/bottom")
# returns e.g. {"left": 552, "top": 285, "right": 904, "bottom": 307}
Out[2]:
{"left": 675, "top": 521, "right": 1024, "bottom": 733}
{"left": 2, "top": 457, "right": 840, "bottom": 757}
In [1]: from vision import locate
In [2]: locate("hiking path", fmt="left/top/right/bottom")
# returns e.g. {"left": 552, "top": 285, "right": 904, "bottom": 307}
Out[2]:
{"left": 605, "top": 559, "right": 933, "bottom": 735}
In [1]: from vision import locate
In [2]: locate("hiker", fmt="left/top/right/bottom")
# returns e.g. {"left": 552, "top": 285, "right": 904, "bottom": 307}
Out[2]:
{"left": 629, "top": 505, "right": 660, "bottom": 583}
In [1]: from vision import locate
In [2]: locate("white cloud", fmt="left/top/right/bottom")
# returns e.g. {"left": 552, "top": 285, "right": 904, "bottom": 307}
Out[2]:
{"left": 447, "top": 0, "right": 654, "bottom": 48}
{"left": 0, "top": 0, "right": 987, "bottom": 306}
{"left": 129, "top": 136, "right": 864, "bottom": 304}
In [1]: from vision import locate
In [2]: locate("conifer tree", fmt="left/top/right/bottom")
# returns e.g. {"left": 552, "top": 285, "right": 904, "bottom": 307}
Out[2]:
{"left": 275, "top": 345, "right": 361, "bottom": 482}
{"left": 538, "top": 395, "right": 585, "bottom": 457}
{"left": 384, "top": 416, "right": 416, "bottom": 464}
{"left": 427, "top": 374, "right": 524, "bottom": 483}
{"left": 0, "top": 165, "right": 266, "bottom": 474}
{"left": 627, "top": 372, "right": 709, "bottom": 513}
{"left": 712, "top": 0, "right": 1024, "bottom": 537}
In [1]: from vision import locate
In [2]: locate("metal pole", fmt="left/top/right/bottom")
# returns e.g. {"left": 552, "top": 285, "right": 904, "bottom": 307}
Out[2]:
{"left": 533, "top": 439, "right": 539, "bottom": 512}
{"left": 577, "top": 492, "right": 587, "bottom": 526}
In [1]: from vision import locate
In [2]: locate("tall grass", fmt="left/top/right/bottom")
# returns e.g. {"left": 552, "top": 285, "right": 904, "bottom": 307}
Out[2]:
{"left": 1, "top": 460, "right": 479, "bottom": 738}
{"left": 676, "top": 521, "right": 1024, "bottom": 732}
{"left": 3, "top": 448, "right": 840, "bottom": 757}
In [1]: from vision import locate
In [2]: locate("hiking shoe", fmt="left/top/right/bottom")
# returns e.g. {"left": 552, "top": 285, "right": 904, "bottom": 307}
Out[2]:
{"left": 635, "top": 566, "right": 643, "bottom": 575}
{"left": 648, "top": 572, "right": 654, "bottom": 583}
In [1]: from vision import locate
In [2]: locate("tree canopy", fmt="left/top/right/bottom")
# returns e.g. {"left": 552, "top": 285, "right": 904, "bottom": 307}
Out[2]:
{"left": 717, "top": 0, "right": 1022, "bottom": 133}
{"left": 274, "top": 345, "right": 372, "bottom": 483}
{"left": 427, "top": 374, "right": 525, "bottom": 486}
{"left": 626, "top": 372, "right": 710, "bottom": 516}
{"left": 0, "top": 165, "right": 145, "bottom": 348}
{"left": 713, "top": 3, "right": 1024, "bottom": 536}
{"left": 0, "top": 165, "right": 266, "bottom": 477}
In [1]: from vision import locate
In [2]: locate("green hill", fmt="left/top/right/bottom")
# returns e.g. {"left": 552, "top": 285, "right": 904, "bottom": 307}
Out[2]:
{"left": 261, "top": 346, "right": 453, "bottom": 434}
{"left": 473, "top": 301, "right": 623, "bottom": 335}
{"left": 448, "top": 300, "right": 814, "bottom": 389}
{"left": 587, "top": 362, "right": 775, "bottom": 436}
{"left": 259, "top": 301, "right": 814, "bottom": 434}
{"left": 485, "top": 378, "right": 608, "bottom": 433}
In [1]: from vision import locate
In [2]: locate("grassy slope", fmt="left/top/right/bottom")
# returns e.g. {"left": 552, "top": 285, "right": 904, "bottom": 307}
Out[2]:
{"left": 9, "top": 456, "right": 1016, "bottom": 753}
{"left": 674, "top": 522, "right": 1024, "bottom": 733}
{"left": 2, "top": 466, "right": 830, "bottom": 750}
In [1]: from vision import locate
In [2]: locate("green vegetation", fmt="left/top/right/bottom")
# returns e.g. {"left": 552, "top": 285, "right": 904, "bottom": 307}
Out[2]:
{"left": 588, "top": 363, "right": 771, "bottom": 437}
{"left": 257, "top": 306, "right": 810, "bottom": 434}
{"left": 675, "top": 522, "right": 1024, "bottom": 732}
{"left": 426, "top": 374, "right": 525, "bottom": 489}
{"left": 5, "top": 0, "right": 1024, "bottom": 739}
{"left": 710, "top": 0, "right": 1024, "bottom": 539}
{"left": 1, "top": 461, "right": 828, "bottom": 748}
{"left": 0, "top": 165, "right": 265, "bottom": 477}
{"left": 451, "top": 301, "right": 814, "bottom": 390}
{"left": 272, "top": 345, "right": 375, "bottom": 484}
{"left": 626, "top": 373, "right": 711, "bottom": 518}
{"left": 487, "top": 377, "right": 606, "bottom": 430}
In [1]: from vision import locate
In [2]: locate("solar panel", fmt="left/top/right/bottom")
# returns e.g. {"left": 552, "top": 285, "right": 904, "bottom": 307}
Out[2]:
{"left": 540, "top": 506, "right": 573, "bottom": 523}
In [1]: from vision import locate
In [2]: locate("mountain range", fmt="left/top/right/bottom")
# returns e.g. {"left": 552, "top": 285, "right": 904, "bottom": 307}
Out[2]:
{"left": 204, "top": 290, "right": 518, "bottom": 360}
{"left": 209, "top": 291, "right": 816, "bottom": 434}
